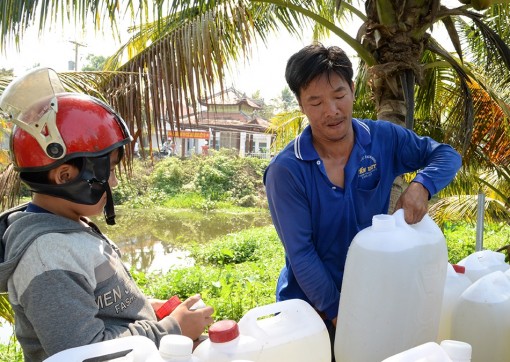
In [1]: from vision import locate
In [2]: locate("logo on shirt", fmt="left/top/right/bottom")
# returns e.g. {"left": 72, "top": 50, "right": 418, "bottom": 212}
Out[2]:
{"left": 358, "top": 155, "right": 378, "bottom": 179}
{"left": 96, "top": 285, "right": 138, "bottom": 313}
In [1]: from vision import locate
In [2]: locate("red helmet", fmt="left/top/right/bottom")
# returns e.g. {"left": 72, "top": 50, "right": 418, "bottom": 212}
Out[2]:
{"left": 10, "top": 92, "right": 131, "bottom": 171}
{"left": 0, "top": 68, "right": 132, "bottom": 225}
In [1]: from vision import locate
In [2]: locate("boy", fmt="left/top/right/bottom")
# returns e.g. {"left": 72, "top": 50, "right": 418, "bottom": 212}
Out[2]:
{"left": 0, "top": 68, "right": 213, "bottom": 361}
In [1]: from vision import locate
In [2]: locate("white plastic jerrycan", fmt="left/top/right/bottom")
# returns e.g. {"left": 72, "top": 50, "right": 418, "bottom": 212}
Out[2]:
{"left": 451, "top": 270, "right": 510, "bottom": 362}
{"left": 192, "top": 319, "right": 263, "bottom": 362}
{"left": 457, "top": 250, "right": 509, "bottom": 283}
{"left": 335, "top": 209, "right": 448, "bottom": 362}
{"left": 437, "top": 264, "right": 472, "bottom": 342}
{"left": 193, "top": 299, "right": 331, "bottom": 362}
{"left": 43, "top": 335, "right": 158, "bottom": 362}
{"left": 381, "top": 340, "right": 472, "bottom": 362}
{"left": 146, "top": 334, "right": 200, "bottom": 361}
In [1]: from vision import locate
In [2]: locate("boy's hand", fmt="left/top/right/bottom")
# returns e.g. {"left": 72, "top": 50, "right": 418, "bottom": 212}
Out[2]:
{"left": 149, "top": 298, "right": 167, "bottom": 313}
{"left": 170, "top": 294, "right": 214, "bottom": 341}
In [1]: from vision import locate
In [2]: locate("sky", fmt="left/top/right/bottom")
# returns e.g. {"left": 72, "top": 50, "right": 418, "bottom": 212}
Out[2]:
{"left": 0, "top": 14, "right": 362, "bottom": 101}
{"left": 0, "top": 4, "right": 458, "bottom": 101}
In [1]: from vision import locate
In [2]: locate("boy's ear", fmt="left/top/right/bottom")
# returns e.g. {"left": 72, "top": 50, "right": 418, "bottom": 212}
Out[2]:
{"left": 49, "top": 164, "right": 75, "bottom": 185}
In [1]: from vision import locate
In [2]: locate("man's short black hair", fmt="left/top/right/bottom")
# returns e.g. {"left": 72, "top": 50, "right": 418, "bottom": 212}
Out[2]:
{"left": 285, "top": 43, "right": 354, "bottom": 100}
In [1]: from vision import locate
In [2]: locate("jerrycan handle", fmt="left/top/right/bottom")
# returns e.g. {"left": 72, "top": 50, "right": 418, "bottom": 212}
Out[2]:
{"left": 391, "top": 209, "right": 436, "bottom": 230}
{"left": 392, "top": 208, "right": 409, "bottom": 228}
{"left": 238, "top": 299, "right": 310, "bottom": 339}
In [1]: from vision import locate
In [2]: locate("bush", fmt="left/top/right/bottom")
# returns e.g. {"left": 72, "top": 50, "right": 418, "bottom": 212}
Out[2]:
{"left": 191, "top": 230, "right": 260, "bottom": 265}
{"left": 128, "top": 149, "right": 270, "bottom": 207}
{"left": 444, "top": 222, "right": 510, "bottom": 264}
{"left": 192, "top": 150, "right": 269, "bottom": 204}
{"left": 113, "top": 159, "right": 153, "bottom": 205}
{"left": 149, "top": 157, "right": 192, "bottom": 196}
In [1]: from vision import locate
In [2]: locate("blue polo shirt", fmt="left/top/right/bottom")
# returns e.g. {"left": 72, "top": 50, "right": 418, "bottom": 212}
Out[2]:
{"left": 263, "top": 119, "right": 461, "bottom": 320}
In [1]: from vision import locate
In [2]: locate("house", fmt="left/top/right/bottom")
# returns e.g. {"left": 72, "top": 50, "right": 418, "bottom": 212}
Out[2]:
{"left": 164, "top": 87, "right": 273, "bottom": 158}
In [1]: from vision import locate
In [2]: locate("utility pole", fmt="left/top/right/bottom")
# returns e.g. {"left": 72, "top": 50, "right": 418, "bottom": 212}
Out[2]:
{"left": 69, "top": 40, "right": 87, "bottom": 71}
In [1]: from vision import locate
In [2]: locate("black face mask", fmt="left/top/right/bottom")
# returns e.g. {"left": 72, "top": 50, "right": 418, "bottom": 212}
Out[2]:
{"left": 21, "top": 155, "right": 118, "bottom": 225}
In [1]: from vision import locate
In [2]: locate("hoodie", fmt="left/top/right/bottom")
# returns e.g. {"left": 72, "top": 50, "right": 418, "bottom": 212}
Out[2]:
{"left": 0, "top": 204, "right": 180, "bottom": 361}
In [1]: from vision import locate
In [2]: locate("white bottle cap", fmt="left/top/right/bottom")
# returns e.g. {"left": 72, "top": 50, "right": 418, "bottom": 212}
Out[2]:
{"left": 160, "top": 334, "right": 193, "bottom": 358}
{"left": 190, "top": 298, "right": 206, "bottom": 311}
{"left": 440, "top": 340, "right": 472, "bottom": 361}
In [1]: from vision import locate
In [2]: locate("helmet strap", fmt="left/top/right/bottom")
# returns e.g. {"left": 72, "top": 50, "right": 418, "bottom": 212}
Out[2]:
{"left": 103, "top": 182, "right": 116, "bottom": 225}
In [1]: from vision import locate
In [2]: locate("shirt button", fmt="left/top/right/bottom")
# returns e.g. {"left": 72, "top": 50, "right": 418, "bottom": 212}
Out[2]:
{"left": 316, "top": 160, "right": 321, "bottom": 165}
{"left": 332, "top": 186, "right": 336, "bottom": 190}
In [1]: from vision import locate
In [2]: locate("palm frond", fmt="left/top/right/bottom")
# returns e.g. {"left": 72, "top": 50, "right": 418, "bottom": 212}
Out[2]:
{"left": 440, "top": 15, "right": 464, "bottom": 63}
{"left": 426, "top": 38, "right": 474, "bottom": 154}
{"left": 431, "top": 194, "right": 509, "bottom": 226}
{"left": 353, "top": 60, "right": 377, "bottom": 120}
{"left": 0, "top": 164, "right": 20, "bottom": 212}
{"left": 0, "top": 0, "right": 124, "bottom": 51}
{"left": 267, "top": 110, "right": 307, "bottom": 152}
{"left": 0, "top": 293, "right": 14, "bottom": 324}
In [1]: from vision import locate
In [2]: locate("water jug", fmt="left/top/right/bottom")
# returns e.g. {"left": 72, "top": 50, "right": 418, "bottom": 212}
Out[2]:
{"left": 193, "top": 299, "right": 331, "bottom": 362}
{"left": 381, "top": 340, "right": 471, "bottom": 362}
{"left": 43, "top": 335, "right": 158, "bottom": 362}
{"left": 335, "top": 209, "right": 448, "bottom": 362}
{"left": 146, "top": 334, "right": 200, "bottom": 361}
{"left": 437, "top": 264, "right": 472, "bottom": 342}
{"left": 451, "top": 270, "right": 510, "bottom": 362}
{"left": 457, "top": 250, "right": 509, "bottom": 283}
{"left": 440, "top": 340, "right": 472, "bottom": 362}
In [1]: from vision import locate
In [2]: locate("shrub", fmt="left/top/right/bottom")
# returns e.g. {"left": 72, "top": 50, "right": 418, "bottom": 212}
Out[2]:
{"left": 191, "top": 231, "right": 260, "bottom": 265}
{"left": 444, "top": 222, "right": 510, "bottom": 264}
{"left": 149, "top": 157, "right": 191, "bottom": 196}
{"left": 113, "top": 159, "right": 153, "bottom": 205}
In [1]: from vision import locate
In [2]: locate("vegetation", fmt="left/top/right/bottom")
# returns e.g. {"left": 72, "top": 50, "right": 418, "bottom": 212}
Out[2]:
{"left": 2, "top": 2, "right": 510, "bottom": 220}
{"left": 114, "top": 149, "right": 269, "bottom": 210}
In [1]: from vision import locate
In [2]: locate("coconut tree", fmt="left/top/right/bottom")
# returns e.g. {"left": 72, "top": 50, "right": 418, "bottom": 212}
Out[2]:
{"left": 1, "top": 1, "right": 509, "bottom": 158}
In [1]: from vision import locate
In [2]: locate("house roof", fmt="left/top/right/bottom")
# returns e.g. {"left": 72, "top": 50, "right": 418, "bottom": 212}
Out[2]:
{"left": 182, "top": 112, "right": 270, "bottom": 133}
{"left": 199, "top": 86, "right": 262, "bottom": 109}
{"left": 173, "top": 86, "right": 272, "bottom": 134}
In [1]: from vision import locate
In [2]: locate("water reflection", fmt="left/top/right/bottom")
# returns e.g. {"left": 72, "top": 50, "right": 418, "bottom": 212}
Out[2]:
{"left": 92, "top": 208, "right": 272, "bottom": 274}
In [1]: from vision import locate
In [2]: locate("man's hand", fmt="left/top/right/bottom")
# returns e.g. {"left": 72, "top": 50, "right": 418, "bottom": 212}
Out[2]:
{"left": 394, "top": 182, "right": 429, "bottom": 224}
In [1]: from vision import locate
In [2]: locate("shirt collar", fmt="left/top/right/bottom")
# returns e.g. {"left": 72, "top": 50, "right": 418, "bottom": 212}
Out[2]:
{"left": 293, "top": 118, "right": 372, "bottom": 161}
{"left": 25, "top": 202, "right": 53, "bottom": 214}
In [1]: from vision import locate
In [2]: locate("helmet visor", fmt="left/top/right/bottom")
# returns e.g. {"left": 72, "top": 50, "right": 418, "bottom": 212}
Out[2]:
{"left": 0, "top": 67, "right": 64, "bottom": 124}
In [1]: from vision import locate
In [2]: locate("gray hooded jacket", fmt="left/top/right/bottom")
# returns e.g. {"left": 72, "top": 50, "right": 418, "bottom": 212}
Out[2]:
{"left": 0, "top": 204, "right": 180, "bottom": 361}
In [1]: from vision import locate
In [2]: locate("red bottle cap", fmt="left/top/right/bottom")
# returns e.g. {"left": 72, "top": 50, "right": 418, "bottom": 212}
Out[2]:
{"left": 156, "top": 295, "right": 182, "bottom": 320}
{"left": 452, "top": 264, "right": 466, "bottom": 274}
{"left": 208, "top": 320, "right": 240, "bottom": 343}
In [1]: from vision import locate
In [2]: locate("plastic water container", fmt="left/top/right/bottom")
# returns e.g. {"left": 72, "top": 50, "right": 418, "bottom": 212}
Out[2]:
{"left": 146, "top": 334, "right": 200, "bottom": 361}
{"left": 440, "top": 340, "right": 472, "bottom": 362}
{"left": 193, "top": 299, "right": 331, "bottom": 362}
{"left": 457, "top": 250, "right": 509, "bottom": 283}
{"left": 43, "top": 335, "right": 158, "bottom": 362}
{"left": 381, "top": 340, "right": 472, "bottom": 362}
{"left": 335, "top": 210, "right": 448, "bottom": 362}
{"left": 437, "top": 264, "right": 472, "bottom": 342}
{"left": 451, "top": 270, "right": 510, "bottom": 362}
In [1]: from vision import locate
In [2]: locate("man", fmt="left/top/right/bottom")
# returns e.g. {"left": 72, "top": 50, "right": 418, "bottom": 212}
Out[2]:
{"left": 263, "top": 43, "right": 461, "bottom": 334}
